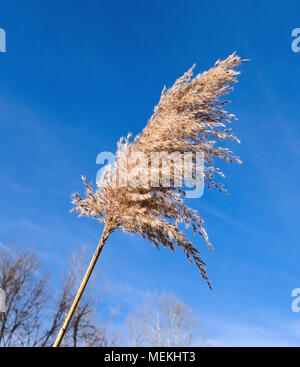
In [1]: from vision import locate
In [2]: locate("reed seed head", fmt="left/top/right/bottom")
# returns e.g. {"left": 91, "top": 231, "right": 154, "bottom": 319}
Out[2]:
{"left": 72, "top": 53, "right": 246, "bottom": 288}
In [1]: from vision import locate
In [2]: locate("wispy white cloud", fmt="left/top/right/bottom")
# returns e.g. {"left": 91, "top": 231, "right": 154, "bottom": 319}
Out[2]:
{"left": 201, "top": 316, "right": 300, "bottom": 347}
{"left": 0, "top": 241, "right": 9, "bottom": 250}
{"left": 198, "top": 202, "right": 260, "bottom": 238}
{"left": 0, "top": 174, "right": 24, "bottom": 194}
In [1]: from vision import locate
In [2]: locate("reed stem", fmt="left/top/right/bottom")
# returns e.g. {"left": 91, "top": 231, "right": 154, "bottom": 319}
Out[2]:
{"left": 53, "top": 227, "right": 110, "bottom": 347}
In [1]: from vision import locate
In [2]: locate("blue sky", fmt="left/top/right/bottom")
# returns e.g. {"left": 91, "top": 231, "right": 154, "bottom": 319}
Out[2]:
{"left": 1, "top": 0, "right": 300, "bottom": 346}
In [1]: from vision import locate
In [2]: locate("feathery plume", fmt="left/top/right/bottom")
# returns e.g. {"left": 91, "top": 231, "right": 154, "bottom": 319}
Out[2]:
{"left": 54, "top": 53, "right": 246, "bottom": 347}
